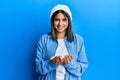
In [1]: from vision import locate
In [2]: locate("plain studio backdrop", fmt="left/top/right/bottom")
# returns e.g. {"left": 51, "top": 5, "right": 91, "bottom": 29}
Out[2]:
{"left": 0, "top": 0, "right": 120, "bottom": 80}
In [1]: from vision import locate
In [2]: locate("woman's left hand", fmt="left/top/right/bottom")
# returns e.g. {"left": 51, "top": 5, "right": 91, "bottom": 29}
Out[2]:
{"left": 62, "top": 55, "right": 73, "bottom": 64}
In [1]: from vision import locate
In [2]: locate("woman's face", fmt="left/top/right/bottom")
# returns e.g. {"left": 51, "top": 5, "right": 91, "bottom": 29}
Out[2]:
{"left": 53, "top": 12, "right": 68, "bottom": 33}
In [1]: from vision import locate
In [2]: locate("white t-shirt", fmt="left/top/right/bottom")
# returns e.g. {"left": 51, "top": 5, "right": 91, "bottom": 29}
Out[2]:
{"left": 55, "top": 39, "right": 69, "bottom": 80}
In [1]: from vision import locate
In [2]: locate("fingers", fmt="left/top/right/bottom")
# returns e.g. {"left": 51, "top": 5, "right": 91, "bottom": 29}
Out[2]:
{"left": 50, "top": 56, "right": 56, "bottom": 60}
{"left": 62, "top": 55, "right": 73, "bottom": 64}
{"left": 51, "top": 56, "right": 57, "bottom": 63}
{"left": 55, "top": 56, "right": 61, "bottom": 64}
{"left": 67, "top": 55, "right": 72, "bottom": 62}
{"left": 51, "top": 56, "right": 62, "bottom": 64}
{"left": 51, "top": 55, "right": 73, "bottom": 64}
{"left": 65, "top": 55, "right": 69, "bottom": 63}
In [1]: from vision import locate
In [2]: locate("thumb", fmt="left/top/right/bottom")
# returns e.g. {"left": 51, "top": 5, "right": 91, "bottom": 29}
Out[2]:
{"left": 50, "top": 56, "right": 55, "bottom": 60}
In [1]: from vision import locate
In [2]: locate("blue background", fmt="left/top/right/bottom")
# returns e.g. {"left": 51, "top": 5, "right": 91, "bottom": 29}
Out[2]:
{"left": 0, "top": 0, "right": 120, "bottom": 80}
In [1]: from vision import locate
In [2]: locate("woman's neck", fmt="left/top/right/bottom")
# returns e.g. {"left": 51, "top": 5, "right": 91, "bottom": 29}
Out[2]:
{"left": 56, "top": 32, "right": 66, "bottom": 39}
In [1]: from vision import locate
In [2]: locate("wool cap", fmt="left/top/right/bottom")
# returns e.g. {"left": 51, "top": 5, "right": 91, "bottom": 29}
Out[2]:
{"left": 50, "top": 4, "right": 72, "bottom": 21}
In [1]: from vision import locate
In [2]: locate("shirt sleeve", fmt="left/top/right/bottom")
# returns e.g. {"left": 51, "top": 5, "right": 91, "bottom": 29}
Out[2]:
{"left": 63, "top": 41, "right": 88, "bottom": 77}
{"left": 35, "top": 35, "right": 58, "bottom": 75}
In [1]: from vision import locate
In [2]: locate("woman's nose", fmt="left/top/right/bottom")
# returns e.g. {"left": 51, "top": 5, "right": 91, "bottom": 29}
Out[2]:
{"left": 59, "top": 20, "right": 62, "bottom": 25}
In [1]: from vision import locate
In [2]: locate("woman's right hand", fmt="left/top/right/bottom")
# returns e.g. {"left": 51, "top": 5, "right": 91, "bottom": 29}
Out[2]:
{"left": 50, "top": 56, "right": 62, "bottom": 64}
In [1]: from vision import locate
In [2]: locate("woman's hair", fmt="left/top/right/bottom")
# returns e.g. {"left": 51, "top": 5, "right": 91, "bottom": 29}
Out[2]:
{"left": 50, "top": 10, "right": 74, "bottom": 42}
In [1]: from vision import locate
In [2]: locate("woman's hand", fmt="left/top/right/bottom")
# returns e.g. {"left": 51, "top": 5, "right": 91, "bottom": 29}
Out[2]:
{"left": 50, "top": 56, "right": 62, "bottom": 64}
{"left": 62, "top": 55, "right": 73, "bottom": 64}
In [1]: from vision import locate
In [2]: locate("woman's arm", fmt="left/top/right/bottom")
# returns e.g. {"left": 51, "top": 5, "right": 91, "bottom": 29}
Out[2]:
{"left": 63, "top": 42, "right": 88, "bottom": 76}
{"left": 35, "top": 35, "right": 58, "bottom": 75}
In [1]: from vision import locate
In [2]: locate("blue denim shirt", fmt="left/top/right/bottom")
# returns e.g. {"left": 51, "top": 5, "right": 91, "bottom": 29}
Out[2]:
{"left": 35, "top": 33, "right": 88, "bottom": 80}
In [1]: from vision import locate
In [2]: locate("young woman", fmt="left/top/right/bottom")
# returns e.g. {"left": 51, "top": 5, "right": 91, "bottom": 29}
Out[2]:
{"left": 35, "top": 4, "right": 88, "bottom": 80}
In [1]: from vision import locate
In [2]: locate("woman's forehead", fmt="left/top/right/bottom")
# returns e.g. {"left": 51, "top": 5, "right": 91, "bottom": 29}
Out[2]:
{"left": 54, "top": 12, "right": 68, "bottom": 18}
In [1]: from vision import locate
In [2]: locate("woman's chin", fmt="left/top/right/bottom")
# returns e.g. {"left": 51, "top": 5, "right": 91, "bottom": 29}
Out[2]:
{"left": 57, "top": 30, "right": 65, "bottom": 33}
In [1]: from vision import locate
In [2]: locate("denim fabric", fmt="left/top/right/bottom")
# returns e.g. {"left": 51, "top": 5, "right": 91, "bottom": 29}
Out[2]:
{"left": 35, "top": 33, "right": 88, "bottom": 80}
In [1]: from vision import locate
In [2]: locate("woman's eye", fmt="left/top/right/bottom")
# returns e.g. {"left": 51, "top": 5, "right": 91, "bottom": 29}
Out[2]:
{"left": 63, "top": 18, "right": 67, "bottom": 21}
{"left": 54, "top": 18, "right": 59, "bottom": 21}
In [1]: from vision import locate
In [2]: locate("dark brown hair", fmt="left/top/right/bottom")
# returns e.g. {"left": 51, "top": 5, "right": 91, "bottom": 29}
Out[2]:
{"left": 50, "top": 10, "right": 74, "bottom": 42}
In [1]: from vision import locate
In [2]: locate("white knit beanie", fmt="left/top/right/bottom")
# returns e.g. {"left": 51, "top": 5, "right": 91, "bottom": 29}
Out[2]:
{"left": 50, "top": 4, "right": 72, "bottom": 21}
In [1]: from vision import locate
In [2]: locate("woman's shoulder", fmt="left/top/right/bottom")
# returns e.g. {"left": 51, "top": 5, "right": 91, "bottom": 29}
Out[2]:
{"left": 40, "top": 32, "right": 51, "bottom": 37}
{"left": 39, "top": 33, "right": 52, "bottom": 40}
{"left": 37, "top": 34, "right": 50, "bottom": 44}
{"left": 73, "top": 33, "right": 84, "bottom": 41}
